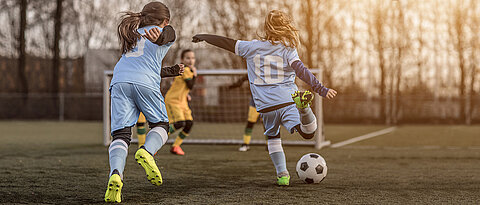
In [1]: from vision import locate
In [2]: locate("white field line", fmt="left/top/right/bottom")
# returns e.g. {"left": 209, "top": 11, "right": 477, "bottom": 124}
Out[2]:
{"left": 330, "top": 127, "right": 397, "bottom": 148}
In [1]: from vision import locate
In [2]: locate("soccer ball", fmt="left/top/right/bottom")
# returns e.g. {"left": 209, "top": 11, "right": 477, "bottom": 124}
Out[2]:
{"left": 296, "top": 153, "right": 327, "bottom": 184}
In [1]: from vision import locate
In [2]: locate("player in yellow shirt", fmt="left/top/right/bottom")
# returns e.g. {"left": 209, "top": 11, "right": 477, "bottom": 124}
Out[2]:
{"left": 165, "top": 49, "right": 197, "bottom": 155}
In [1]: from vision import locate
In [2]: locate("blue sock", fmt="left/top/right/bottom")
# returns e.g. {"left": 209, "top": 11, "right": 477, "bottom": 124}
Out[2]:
{"left": 109, "top": 139, "right": 129, "bottom": 178}
{"left": 267, "top": 138, "right": 288, "bottom": 176}
{"left": 143, "top": 127, "right": 168, "bottom": 156}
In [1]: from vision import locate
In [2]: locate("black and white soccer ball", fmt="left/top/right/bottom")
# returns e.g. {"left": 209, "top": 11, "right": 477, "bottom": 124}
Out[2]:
{"left": 296, "top": 153, "right": 327, "bottom": 184}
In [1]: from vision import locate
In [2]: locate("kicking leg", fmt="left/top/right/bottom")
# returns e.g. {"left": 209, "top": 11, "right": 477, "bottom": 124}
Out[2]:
{"left": 292, "top": 91, "right": 317, "bottom": 139}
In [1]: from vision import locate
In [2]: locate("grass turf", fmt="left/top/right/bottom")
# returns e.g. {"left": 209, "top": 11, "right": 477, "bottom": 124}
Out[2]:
{"left": 0, "top": 121, "right": 479, "bottom": 204}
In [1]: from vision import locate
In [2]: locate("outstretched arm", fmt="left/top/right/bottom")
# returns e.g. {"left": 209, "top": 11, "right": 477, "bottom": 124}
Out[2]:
{"left": 192, "top": 34, "right": 237, "bottom": 53}
{"left": 291, "top": 60, "right": 337, "bottom": 99}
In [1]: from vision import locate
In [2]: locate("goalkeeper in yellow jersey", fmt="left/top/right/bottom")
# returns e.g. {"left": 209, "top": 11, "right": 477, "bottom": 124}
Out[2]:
{"left": 165, "top": 49, "right": 197, "bottom": 155}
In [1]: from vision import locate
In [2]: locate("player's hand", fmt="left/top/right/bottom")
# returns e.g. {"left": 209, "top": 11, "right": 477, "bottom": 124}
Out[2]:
{"left": 144, "top": 27, "right": 161, "bottom": 42}
{"left": 187, "top": 94, "right": 192, "bottom": 101}
{"left": 326, "top": 89, "right": 337, "bottom": 99}
{"left": 192, "top": 35, "right": 204, "bottom": 43}
{"left": 177, "top": 64, "right": 185, "bottom": 75}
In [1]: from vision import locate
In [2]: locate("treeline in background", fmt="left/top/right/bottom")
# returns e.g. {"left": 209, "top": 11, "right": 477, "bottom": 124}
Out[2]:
{"left": 0, "top": 0, "right": 479, "bottom": 124}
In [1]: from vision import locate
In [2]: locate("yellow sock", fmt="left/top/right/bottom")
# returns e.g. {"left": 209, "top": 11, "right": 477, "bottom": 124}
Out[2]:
{"left": 173, "top": 131, "right": 189, "bottom": 147}
{"left": 137, "top": 113, "right": 147, "bottom": 148}
{"left": 243, "top": 135, "right": 251, "bottom": 145}
{"left": 172, "top": 136, "right": 184, "bottom": 147}
{"left": 137, "top": 133, "right": 146, "bottom": 148}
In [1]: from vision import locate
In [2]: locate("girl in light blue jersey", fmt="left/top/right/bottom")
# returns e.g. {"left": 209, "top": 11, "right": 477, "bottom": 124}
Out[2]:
{"left": 105, "top": 2, "right": 184, "bottom": 203}
{"left": 193, "top": 10, "right": 337, "bottom": 186}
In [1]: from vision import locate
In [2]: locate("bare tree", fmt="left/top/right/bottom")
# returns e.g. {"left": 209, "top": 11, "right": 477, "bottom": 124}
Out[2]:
{"left": 449, "top": 0, "right": 469, "bottom": 123}
{"left": 390, "top": 0, "right": 410, "bottom": 124}
{"left": 467, "top": 0, "right": 479, "bottom": 125}
{"left": 369, "top": 1, "right": 389, "bottom": 123}
{"left": 18, "top": 0, "right": 28, "bottom": 94}
{"left": 52, "top": 0, "right": 63, "bottom": 93}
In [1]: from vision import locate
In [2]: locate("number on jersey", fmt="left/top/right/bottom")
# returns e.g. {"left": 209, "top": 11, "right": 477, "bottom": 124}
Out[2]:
{"left": 253, "top": 54, "right": 284, "bottom": 85}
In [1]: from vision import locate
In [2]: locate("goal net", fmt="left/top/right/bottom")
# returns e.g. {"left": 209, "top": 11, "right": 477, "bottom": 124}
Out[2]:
{"left": 103, "top": 69, "right": 330, "bottom": 149}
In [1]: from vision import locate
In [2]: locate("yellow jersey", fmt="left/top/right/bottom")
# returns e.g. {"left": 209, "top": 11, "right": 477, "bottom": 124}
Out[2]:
{"left": 165, "top": 66, "right": 194, "bottom": 106}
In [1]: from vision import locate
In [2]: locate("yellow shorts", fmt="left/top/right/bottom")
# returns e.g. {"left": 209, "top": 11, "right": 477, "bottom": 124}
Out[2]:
{"left": 137, "top": 112, "right": 146, "bottom": 124}
{"left": 247, "top": 105, "right": 260, "bottom": 123}
{"left": 166, "top": 103, "right": 193, "bottom": 123}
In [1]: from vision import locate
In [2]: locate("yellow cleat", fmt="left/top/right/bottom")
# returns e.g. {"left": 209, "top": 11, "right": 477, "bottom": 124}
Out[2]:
{"left": 135, "top": 148, "right": 163, "bottom": 186}
{"left": 104, "top": 174, "right": 123, "bottom": 203}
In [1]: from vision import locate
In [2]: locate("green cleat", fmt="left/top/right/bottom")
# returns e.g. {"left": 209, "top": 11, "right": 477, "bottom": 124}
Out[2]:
{"left": 292, "top": 91, "right": 314, "bottom": 109}
{"left": 277, "top": 175, "right": 290, "bottom": 186}
{"left": 104, "top": 173, "right": 123, "bottom": 203}
{"left": 135, "top": 148, "right": 163, "bottom": 186}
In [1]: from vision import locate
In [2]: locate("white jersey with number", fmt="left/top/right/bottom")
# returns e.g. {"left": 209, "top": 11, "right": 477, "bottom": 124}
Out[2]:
{"left": 235, "top": 40, "right": 300, "bottom": 111}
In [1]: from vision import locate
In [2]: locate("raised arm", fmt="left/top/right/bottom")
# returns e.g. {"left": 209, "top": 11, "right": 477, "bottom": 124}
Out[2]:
{"left": 143, "top": 25, "right": 176, "bottom": 46}
{"left": 291, "top": 60, "right": 336, "bottom": 99}
{"left": 154, "top": 25, "right": 175, "bottom": 46}
{"left": 192, "top": 34, "right": 237, "bottom": 53}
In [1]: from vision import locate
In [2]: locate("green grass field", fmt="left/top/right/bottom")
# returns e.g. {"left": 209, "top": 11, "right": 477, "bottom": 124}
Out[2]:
{"left": 0, "top": 121, "right": 479, "bottom": 204}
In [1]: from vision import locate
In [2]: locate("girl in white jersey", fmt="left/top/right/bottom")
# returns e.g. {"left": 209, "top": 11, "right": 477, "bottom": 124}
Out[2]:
{"left": 193, "top": 10, "right": 337, "bottom": 186}
{"left": 105, "top": 2, "right": 184, "bottom": 202}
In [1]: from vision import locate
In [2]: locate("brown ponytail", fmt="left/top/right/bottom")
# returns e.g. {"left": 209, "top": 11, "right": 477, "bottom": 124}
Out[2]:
{"left": 117, "top": 2, "right": 171, "bottom": 54}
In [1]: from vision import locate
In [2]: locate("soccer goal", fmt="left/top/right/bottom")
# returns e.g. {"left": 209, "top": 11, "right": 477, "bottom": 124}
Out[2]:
{"left": 103, "top": 69, "right": 330, "bottom": 149}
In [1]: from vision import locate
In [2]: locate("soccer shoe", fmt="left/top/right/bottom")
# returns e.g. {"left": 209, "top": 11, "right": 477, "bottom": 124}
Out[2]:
{"left": 104, "top": 173, "right": 123, "bottom": 203}
{"left": 238, "top": 144, "right": 250, "bottom": 152}
{"left": 170, "top": 146, "right": 185, "bottom": 155}
{"left": 135, "top": 148, "right": 163, "bottom": 186}
{"left": 292, "top": 91, "right": 314, "bottom": 109}
{"left": 277, "top": 175, "right": 290, "bottom": 186}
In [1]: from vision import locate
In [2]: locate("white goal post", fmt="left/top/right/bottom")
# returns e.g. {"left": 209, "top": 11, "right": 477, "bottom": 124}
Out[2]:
{"left": 103, "top": 69, "right": 330, "bottom": 149}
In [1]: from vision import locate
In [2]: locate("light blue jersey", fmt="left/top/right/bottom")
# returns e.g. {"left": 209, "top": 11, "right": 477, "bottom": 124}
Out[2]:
{"left": 110, "top": 25, "right": 174, "bottom": 132}
{"left": 235, "top": 40, "right": 300, "bottom": 111}
{"left": 111, "top": 25, "right": 174, "bottom": 91}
